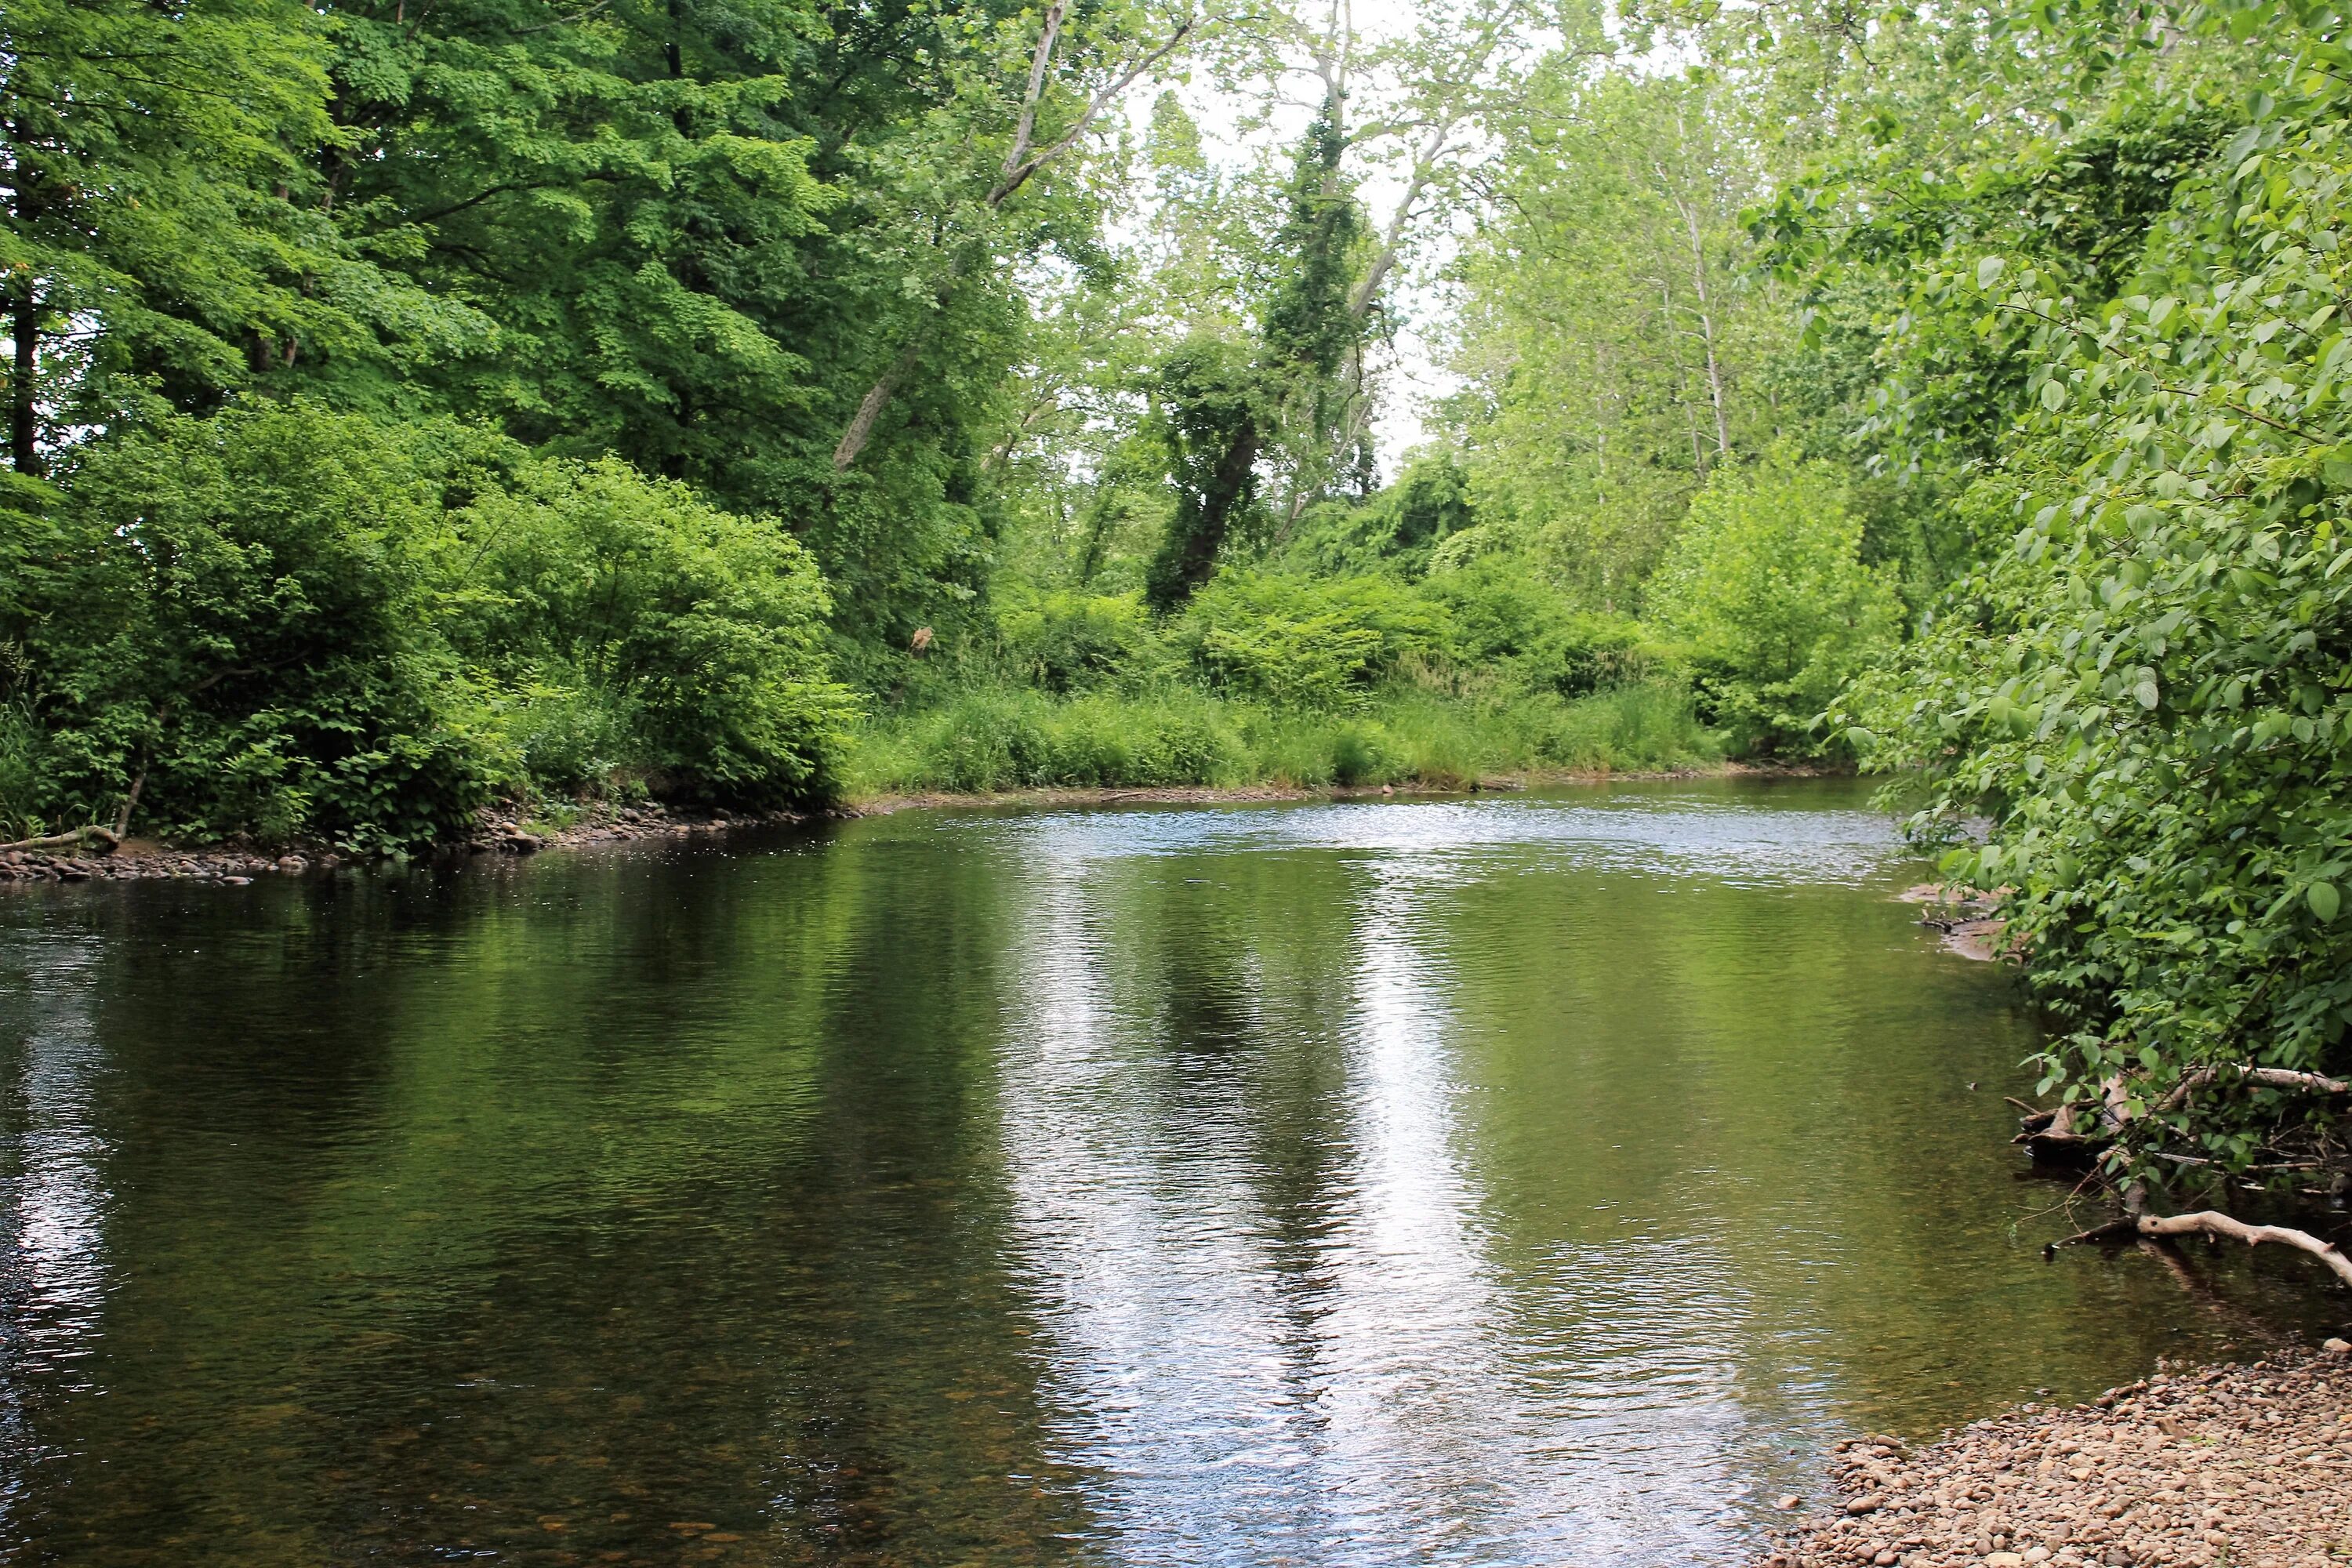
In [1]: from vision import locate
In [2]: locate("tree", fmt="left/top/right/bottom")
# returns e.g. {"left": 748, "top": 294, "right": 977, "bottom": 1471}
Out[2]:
{"left": 0, "top": 0, "right": 477, "bottom": 473}
{"left": 1450, "top": 68, "right": 1786, "bottom": 604}
{"left": 1646, "top": 448, "right": 1899, "bottom": 753}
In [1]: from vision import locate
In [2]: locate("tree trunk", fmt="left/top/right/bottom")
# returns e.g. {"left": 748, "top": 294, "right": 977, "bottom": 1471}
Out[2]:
{"left": 828, "top": 17, "right": 1190, "bottom": 470}
{"left": 1147, "top": 413, "right": 1259, "bottom": 610}
{"left": 832, "top": 336, "right": 927, "bottom": 470}
{"left": 9, "top": 280, "right": 39, "bottom": 476}
{"left": 2049, "top": 1210, "right": 2352, "bottom": 1287}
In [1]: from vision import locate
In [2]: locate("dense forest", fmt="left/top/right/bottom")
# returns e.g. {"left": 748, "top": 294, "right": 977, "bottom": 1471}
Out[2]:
{"left": 5, "top": 0, "right": 2352, "bottom": 1183}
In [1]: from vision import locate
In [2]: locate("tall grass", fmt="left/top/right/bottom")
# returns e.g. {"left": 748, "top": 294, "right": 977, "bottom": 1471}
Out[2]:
{"left": 842, "top": 681, "right": 1721, "bottom": 797}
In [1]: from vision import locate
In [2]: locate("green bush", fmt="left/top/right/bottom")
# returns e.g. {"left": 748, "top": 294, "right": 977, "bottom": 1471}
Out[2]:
{"left": 1420, "top": 557, "right": 1659, "bottom": 695}
{"left": 0, "top": 405, "right": 853, "bottom": 849}
{"left": 452, "top": 457, "right": 855, "bottom": 808}
{"left": 9, "top": 405, "right": 510, "bottom": 850}
{"left": 1171, "top": 571, "right": 1449, "bottom": 706}
{"left": 1841, "top": 75, "right": 2352, "bottom": 1174}
{"left": 1281, "top": 452, "right": 1477, "bottom": 578}
{"left": 1644, "top": 450, "right": 1902, "bottom": 754}
{"left": 991, "top": 589, "right": 1163, "bottom": 692}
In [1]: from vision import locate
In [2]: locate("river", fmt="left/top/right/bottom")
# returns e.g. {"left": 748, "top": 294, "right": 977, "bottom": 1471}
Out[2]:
{"left": 0, "top": 779, "right": 2335, "bottom": 1566}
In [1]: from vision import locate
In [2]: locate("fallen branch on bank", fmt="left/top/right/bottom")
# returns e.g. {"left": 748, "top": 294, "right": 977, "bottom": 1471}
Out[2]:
{"left": 2013, "top": 1062, "right": 2352, "bottom": 1162}
{"left": 2045, "top": 1209, "right": 2352, "bottom": 1286}
{"left": 0, "top": 825, "right": 120, "bottom": 853}
{"left": 2158, "top": 1063, "right": 2352, "bottom": 1112}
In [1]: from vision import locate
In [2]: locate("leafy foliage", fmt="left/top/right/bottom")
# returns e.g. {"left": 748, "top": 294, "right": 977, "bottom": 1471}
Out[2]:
{"left": 0, "top": 405, "right": 848, "bottom": 845}
{"left": 1648, "top": 451, "right": 1902, "bottom": 755}
{"left": 1841, "top": 26, "right": 2352, "bottom": 1168}
{"left": 1171, "top": 572, "right": 1448, "bottom": 707}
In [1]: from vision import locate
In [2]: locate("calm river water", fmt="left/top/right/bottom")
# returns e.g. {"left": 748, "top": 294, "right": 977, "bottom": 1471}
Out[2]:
{"left": 0, "top": 780, "right": 2339, "bottom": 1566}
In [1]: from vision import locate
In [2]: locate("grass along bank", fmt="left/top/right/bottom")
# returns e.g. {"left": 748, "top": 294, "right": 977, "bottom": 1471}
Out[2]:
{"left": 839, "top": 681, "right": 1722, "bottom": 798}
{"left": 0, "top": 681, "right": 1723, "bottom": 887}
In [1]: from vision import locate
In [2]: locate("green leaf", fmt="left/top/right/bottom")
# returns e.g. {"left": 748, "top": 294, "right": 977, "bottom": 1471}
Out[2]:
{"left": 2310, "top": 881, "right": 2339, "bottom": 922}
{"left": 1976, "top": 256, "right": 2005, "bottom": 290}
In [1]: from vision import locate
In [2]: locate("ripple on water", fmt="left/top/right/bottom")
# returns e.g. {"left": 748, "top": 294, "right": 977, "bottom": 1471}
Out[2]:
{"left": 0, "top": 779, "right": 2336, "bottom": 1567}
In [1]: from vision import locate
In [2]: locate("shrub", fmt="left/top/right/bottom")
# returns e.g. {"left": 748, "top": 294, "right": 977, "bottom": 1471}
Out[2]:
{"left": 1171, "top": 571, "right": 1449, "bottom": 706}
{"left": 1644, "top": 450, "right": 1902, "bottom": 754}
{"left": 1841, "top": 82, "right": 2352, "bottom": 1174}
{"left": 1420, "top": 558, "right": 1659, "bottom": 695}
{"left": 991, "top": 590, "right": 1163, "bottom": 692}
{"left": 13, "top": 404, "right": 510, "bottom": 850}
{"left": 1282, "top": 452, "right": 1476, "bottom": 578}
{"left": 452, "top": 457, "right": 855, "bottom": 808}
{"left": 2, "top": 405, "right": 855, "bottom": 848}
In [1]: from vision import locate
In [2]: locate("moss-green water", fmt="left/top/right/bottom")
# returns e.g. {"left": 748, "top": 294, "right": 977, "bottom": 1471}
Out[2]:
{"left": 0, "top": 780, "right": 2336, "bottom": 1566}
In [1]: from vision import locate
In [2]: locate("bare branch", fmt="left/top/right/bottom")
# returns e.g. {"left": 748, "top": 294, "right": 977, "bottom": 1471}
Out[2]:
{"left": 991, "top": 18, "right": 1196, "bottom": 207}
{"left": 1004, "top": 0, "right": 1073, "bottom": 183}
{"left": 2157, "top": 1063, "right": 2352, "bottom": 1115}
{"left": 2051, "top": 1210, "right": 2352, "bottom": 1288}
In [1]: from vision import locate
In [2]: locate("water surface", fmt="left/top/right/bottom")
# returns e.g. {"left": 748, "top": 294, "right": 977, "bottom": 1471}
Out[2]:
{"left": 0, "top": 779, "right": 2337, "bottom": 1566}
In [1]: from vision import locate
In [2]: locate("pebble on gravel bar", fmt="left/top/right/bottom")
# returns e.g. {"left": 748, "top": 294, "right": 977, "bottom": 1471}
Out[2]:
{"left": 1759, "top": 1345, "right": 2352, "bottom": 1568}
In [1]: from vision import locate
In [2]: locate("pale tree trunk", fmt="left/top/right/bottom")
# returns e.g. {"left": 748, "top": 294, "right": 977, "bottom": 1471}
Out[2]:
{"left": 831, "top": 10, "right": 1193, "bottom": 470}
{"left": 1671, "top": 189, "right": 1730, "bottom": 459}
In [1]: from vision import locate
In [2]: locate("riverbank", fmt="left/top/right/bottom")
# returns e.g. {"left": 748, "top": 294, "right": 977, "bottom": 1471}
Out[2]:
{"left": 838, "top": 681, "right": 1724, "bottom": 798}
{"left": 1761, "top": 1344, "right": 2352, "bottom": 1568}
{"left": 2, "top": 760, "right": 1812, "bottom": 887}
{"left": 0, "top": 800, "right": 813, "bottom": 887}
{"left": 836, "top": 762, "right": 1773, "bottom": 818}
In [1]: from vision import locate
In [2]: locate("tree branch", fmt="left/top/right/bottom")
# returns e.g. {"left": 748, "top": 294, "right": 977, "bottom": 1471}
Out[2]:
{"left": 990, "top": 18, "right": 1195, "bottom": 207}
{"left": 834, "top": 15, "right": 1196, "bottom": 469}
{"left": 1002, "top": 0, "right": 1071, "bottom": 186}
{"left": 2049, "top": 1210, "right": 2352, "bottom": 1287}
{"left": 2157, "top": 1063, "right": 2352, "bottom": 1114}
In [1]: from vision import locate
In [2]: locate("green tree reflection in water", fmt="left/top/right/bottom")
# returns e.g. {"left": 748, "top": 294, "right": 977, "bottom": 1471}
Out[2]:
{"left": 0, "top": 782, "right": 2338, "bottom": 1566}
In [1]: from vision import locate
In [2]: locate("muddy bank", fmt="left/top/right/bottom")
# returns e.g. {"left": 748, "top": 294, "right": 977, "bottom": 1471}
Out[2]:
{"left": 1762, "top": 1345, "right": 2352, "bottom": 1568}
{"left": 839, "top": 776, "right": 1499, "bottom": 818}
{"left": 836, "top": 760, "right": 1824, "bottom": 818}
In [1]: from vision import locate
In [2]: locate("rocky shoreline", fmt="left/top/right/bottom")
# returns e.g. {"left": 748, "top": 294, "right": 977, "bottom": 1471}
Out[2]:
{"left": 0, "top": 800, "right": 811, "bottom": 887}
{"left": 0, "top": 763, "right": 1835, "bottom": 888}
{"left": 1762, "top": 1345, "right": 2352, "bottom": 1568}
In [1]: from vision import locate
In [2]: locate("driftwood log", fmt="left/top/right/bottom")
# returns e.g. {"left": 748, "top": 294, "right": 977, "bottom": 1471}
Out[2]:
{"left": 2046, "top": 1210, "right": 2352, "bottom": 1287}
{"left": 2158, "top": 1064, "right": 2352, "bottom": 1112}
{"left": 0, "top": 825, "right": 120, "bottom": 853}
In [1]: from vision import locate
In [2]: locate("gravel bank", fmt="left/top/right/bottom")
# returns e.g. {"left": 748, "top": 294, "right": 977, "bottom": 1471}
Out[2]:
{"left": 1762, "top": 1345, "right": 2352, "bottom": 1568}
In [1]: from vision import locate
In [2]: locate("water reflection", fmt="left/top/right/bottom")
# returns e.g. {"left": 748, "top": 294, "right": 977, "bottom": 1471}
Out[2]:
{"left": 0, "top": 782, "right": 2340, "bottom": 1567}
{"left": 979, "top": 802, "right": 1875, "bottom": 1563}
{"left": 0, "top": 929, "right": 114, "bottom": 1550}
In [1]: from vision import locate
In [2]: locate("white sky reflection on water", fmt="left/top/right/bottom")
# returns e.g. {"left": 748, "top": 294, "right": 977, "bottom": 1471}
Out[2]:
{"left": 984, "top": 793, "right": 1828, "bottom": 1563}
{"left": 0, "top": 933, "right": 115, "bottom": 1516}
{"left": 950, "top": 791, "right": 1909, "bottom": 887}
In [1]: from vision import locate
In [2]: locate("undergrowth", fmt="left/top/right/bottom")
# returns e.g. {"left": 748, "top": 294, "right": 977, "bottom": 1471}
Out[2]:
{"left": 843, "top": 681, "right": 1720, "bottom": 797}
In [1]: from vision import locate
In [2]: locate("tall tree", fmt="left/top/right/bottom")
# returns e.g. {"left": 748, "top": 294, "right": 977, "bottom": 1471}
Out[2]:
{"left": 0, "top": 0, "right": 474, "bottom": 473}
{"left": 1450, "top": 69, "right": 1784, "bottom": 604}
